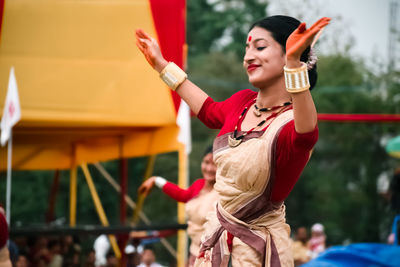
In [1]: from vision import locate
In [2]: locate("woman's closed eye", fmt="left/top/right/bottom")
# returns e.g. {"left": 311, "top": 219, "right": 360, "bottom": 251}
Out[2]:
{"left": 257, "top": 46, "right": 266, "bottom": 51}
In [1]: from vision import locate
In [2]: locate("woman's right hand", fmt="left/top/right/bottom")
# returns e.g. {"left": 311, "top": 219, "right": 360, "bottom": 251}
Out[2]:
{"left": 138, "top": 176, "right": 156, "bottom": 196}
{"left": 135, "top": 29, "right": 168, "bottom": 72}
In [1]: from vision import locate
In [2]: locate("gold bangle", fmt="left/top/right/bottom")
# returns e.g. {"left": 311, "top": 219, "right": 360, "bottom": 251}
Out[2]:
{"left": 284, "top": 62, "right": 310, "bottom": 93}
{"left": 159, "top": 62, "right": 187, "bottom": 91}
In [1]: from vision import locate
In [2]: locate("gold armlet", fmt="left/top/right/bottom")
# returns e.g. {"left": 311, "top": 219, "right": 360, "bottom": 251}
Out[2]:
{"left": 284, "top": 62, "right": 310, "bottom": 93}
{"left": 159, "top": 62, "right": 187, "bottom": 91}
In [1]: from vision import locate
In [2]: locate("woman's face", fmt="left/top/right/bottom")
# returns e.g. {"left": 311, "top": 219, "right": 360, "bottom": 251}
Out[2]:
{"left": 201, "top": 153, "right": 217, "bottom": 183}
{"left": 243, "top": 27, "right": 286, "bottom": 88}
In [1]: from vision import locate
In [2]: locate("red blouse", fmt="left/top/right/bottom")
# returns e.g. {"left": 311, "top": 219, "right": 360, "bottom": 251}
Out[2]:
{"left": 162, "top": 179, "right": 206, "bottom": 203}
{"left": 197, "top": 89, "right": 318, "bottom": 201}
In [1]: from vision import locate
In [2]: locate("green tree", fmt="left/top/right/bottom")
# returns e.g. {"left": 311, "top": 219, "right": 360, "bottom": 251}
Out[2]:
{"left": 187, "top": 0, "right": 269, "bottom": 58}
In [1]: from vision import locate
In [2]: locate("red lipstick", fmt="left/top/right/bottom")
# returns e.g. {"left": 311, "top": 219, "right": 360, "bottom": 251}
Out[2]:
{"left": 247, "top": 64, "right": 259, "bottom": 72}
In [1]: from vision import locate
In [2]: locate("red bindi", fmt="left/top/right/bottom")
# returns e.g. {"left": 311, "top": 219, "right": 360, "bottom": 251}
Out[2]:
{"left": 248, "top": 36, "right": 252, "bottom": 42}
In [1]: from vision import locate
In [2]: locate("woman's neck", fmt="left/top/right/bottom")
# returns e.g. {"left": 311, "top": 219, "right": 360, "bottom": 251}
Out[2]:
{"left": 256, "top": 78, "right": 291, "bottom": 108}
{"left": 203, "top": 180, "right": 215, "bottom": 191}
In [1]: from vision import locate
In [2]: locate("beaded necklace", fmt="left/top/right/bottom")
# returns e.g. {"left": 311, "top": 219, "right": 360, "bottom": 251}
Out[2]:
{"left": 253, "top": 100, "right": 292, "bottom": 117}
{"left": 228, "top": 99, "right": 292, "bottom": 148}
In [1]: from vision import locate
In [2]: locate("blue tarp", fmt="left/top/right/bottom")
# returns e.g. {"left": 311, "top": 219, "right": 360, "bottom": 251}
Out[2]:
{"left": 301, "top": 243, "right": 400, "bottom": 267}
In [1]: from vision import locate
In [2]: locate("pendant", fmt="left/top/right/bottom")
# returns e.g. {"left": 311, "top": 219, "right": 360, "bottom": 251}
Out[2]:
{"left": 228, "top": 135, "right": 242, "bottom": 147}
{"left": 253, "top": 108, "right": 261, "bottom": 117}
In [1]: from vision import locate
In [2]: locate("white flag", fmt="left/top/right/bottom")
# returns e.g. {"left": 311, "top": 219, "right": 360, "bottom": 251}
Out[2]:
{"left": 177, "top": 99, "right": 191, "bottom": 154}
{"left": 1, "top": 67, "right": 21, "bottom": 146}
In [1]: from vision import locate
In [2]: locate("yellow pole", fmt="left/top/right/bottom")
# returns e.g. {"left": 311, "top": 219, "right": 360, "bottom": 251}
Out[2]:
{"left": 131, "top": 155, "right": 156, "bottom": 225}
{"left": 177, "top": 143, "right": 188, "bottom": 267}
{"left": 69, "top": 166, "right": 77, "bottom": 227}
{"left": 80, "top": 163, "right": 121, "bottom": 259}
{"left": 93, "top": 162, "right": 177, "bottom": 258}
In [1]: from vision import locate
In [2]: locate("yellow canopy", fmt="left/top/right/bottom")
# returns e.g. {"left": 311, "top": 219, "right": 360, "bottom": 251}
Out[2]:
{"left": 0, "top": 0, "right": 180, "bottom": 170}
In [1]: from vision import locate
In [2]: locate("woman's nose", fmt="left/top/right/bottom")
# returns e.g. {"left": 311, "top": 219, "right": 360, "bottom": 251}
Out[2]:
{"left": 243, "top": 50, "right": 255, "bottom": 64}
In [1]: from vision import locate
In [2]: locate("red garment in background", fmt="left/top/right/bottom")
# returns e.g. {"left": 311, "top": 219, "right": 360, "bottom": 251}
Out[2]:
{"left": 0, "top": 212, "right": 8, "bottom": 248}
{"left": 162, "top": 179, "right": 205, "bottom": 203}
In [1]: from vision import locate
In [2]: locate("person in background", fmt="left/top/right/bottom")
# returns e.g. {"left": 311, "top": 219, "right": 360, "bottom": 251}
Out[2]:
{"left": 291, "top": 226, "right": 311, "bottom": 266}
{"left": 84, "top": 249, "right": 96, "bottom": 267}
{"left": 0, "top": 207, "right": 12, "bottom": 267}
{"left": 105, "top": 252, "right": 118, "bottom": 267}
{"left": 139, "top": 146, "right": 218, "bottom": 266}
{"left": 137, "top": 247, "right": 164, "bottom": 267}
{"left": 93, "top": 235, "right": 110, "bottom": 267}
{"left": 387, "top": 169, "right": 400, "bottom": 245}
{"left": 47, "top": 239, "right": 63, "bottom": 267}
{"left": 308, "top": 223, "right": 326, "bottom": 259}
{"left": 14, "top": 253, "right": 29, "bottom": 267}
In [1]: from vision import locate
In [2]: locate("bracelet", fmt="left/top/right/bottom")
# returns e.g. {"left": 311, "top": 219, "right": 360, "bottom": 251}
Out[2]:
{"left": 159, "top": 62, "right": 187, "bottom": 91}
{"left": 154, "top": 176, "right": 167, "bottom": 188}
{"left": 284, "top": 62, "right": 310, "bottom": 93}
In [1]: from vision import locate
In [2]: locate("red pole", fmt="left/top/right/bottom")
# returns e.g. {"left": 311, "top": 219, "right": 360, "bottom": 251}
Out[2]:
{"left": 46, "top": 170, "right": 60, "bottom": 224}
{"left": 119, "top": 158, "right": 128, "bottom": 266}
{"left": 318, "top": 113, "right": 400, "bottom": 122}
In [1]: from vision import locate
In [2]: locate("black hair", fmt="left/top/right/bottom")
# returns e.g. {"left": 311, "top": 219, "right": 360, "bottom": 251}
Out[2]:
{"left": 250, "top": 15, "right": 318, "bottom": 90}
{"left": 390, "top": 170, "right": 400, "bottom": 213}
{"left": 143, "top": 244, "right": 155, "bottom": 251}
{"left": 203, "top": 145, "right": 213, "bottom": 157}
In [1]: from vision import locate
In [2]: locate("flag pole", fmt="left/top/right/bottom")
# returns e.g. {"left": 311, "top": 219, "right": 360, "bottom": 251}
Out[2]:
{"left": 1, "top": 67, "right": 21, "bottom": 225}
{"left": 6, "top": 133, "right": 12, "bottom": 224}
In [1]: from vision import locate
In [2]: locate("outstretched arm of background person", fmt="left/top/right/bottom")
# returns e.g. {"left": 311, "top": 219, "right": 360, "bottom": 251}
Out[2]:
{"left": 285, "top": 17, "right": 331, "bottom": 134}
{"left": 135, "top": 29, "right": 209, "bottom": 115}
{"left": 138, "top": 176, "right": 204, "bottom": 203}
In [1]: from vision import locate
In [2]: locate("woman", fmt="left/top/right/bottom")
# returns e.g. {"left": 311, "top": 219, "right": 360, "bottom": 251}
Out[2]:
{"left": 0, "top": 207, "right": 12, "bottom": 267}
{"left": 139, "top": 147, "right": 219, "bottom": 266}
{"left": 136, "top": 15, "right": 330, "bottom": 266}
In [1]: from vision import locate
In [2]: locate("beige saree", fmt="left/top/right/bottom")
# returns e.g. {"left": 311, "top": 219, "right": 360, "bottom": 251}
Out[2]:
{"left": 186, "top": 189, "right": 219, "bottom": 257}
{"left": 195, "top": 110, "right": 294, "bottom": 267}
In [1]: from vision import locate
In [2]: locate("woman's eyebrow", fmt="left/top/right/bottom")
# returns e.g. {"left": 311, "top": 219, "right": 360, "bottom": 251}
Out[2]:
{"left": 254, "top": 38, "right": 267, "bottom": 43}
{"left": 246, "top": 38, "right": 268, "bottom": 47}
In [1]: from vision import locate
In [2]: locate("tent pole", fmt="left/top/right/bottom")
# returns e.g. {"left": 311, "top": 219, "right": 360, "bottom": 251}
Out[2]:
{"left": 93, "top": 162, "right": 177, "bottom": 258}
{"left": 81, "top": 163, "right": 121, "bottom": 259}
{"left": 119, "top": 158, "right": 128, "bottom": 224}
{"left": 131, "top": 155, "right": 156, "bottom": 225}
{"left": 46, "top": 169, "right": 60, "bottom": 224}
{"left": 69, "top": 167, "right": 77, "bottom": 227}
{"left": 177, "top": 143, "right": 188, "bottom": 267}
{"left": 119, "top": 158, "right": 128, "bottom": 267}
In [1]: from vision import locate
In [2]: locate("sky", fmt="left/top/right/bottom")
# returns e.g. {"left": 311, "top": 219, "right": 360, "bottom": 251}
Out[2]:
{"left": 267, "top": 0, "right": 393, "bottom": 65}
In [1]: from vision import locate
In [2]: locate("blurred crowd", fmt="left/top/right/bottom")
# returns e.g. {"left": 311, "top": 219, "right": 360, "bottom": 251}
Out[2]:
{"left": 291, "top": 223, "right": 327, "bottom": 267}
{"left": 4, "top": 235, "right": 167, "bottom": 267}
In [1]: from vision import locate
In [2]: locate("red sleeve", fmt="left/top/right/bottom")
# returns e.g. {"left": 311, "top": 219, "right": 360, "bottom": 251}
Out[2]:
{"left": 197, "top": 90, "right": 256, "bottom": 130}
{"left": 271, "top": 121, "right": 318, "bottom": 201}
{"left": 0, "top": 212, "right": 8, "bottom": 248}
{"left": 162, "top": 179, "right": 205, "bottom": 203}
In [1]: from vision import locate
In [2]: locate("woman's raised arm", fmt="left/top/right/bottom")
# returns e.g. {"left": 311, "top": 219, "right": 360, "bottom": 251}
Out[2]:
{"left": 284, "top": 17, "right": 330, "bottom": 133}
{"left": 135, "top": 29, "right": 209, "bottom": 115}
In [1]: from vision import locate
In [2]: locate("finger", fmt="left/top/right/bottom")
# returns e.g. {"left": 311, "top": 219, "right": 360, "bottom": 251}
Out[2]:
{"left": 311, "top": 28, "right": 324, "bottom": 48}
{"left": 306, "top": 21, "right": 329, "bottom": 38}
{"left": 136, "top": 40, "right": 146, "bottom": 54}
{"left": 293, "top": 22, "right": 307, "bottom": 34}
{"left": 136, "top": 39, "right": 144, "bottom": 49}
{"left": 298, "top": 22, "right": 307, "bottom": 33}
{"left": 136, "top": 29, "right": 153, "bottom": 41}
{"left": 135, "top": 29, "right": 147, "bottom": 39}
{"left": 138, "top": 185, "right": 145, "bottom": 194}
{"left": 308, "top": 17, "right": 331, "bottom": 31}
{"left": 137, "top": 38, "right": 153, "bottom": 51}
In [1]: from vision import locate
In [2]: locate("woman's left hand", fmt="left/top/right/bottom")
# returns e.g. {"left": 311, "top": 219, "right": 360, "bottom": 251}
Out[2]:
{"left": 286, "top": 17, "right": 331, "bottom": 61}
